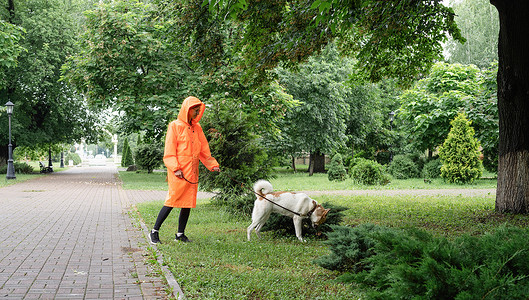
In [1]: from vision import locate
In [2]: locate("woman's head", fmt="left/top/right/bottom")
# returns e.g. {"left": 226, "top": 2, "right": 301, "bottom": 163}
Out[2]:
{"left": 188, "top": 104, "right": 201, "bottom": 123}
{"left": 178, "top": 96, "right": 205, "bottom": 125}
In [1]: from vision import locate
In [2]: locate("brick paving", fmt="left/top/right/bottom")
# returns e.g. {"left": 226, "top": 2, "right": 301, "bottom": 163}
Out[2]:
{"left": 0, "top": 166, "right": 176, "bottom": 299}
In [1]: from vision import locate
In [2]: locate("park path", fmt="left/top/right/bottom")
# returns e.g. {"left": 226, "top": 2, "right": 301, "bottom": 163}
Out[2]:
{"left": 0, "top": 166, "right": 179, "bottom": 300}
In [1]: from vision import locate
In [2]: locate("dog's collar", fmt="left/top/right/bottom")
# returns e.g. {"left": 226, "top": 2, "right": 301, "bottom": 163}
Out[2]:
{"left": 304, "top": 201, "right": 318, "bottom": 217}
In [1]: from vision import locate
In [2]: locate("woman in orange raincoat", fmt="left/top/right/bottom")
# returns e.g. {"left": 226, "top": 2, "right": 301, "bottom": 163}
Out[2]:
{"left": 149, "top": 96, "right": 220, "bottom": 244}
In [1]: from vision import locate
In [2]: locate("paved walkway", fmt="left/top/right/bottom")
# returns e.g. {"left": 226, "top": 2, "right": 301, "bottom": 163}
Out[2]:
{"left": 0, "top": 166, "right": 177, "bottom": 300}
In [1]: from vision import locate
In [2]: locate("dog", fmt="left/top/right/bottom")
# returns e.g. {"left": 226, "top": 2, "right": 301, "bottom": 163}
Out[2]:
{"left": 247, "top": 180, "right": 330, "bottom": 242}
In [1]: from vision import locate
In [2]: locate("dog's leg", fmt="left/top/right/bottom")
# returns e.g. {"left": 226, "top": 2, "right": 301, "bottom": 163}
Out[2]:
{"left": 293, "top": 216, "right": 305, "bottom": 242}
{"left": 254, "top": 211, "right": 271, "bottom": 239}
{"left": 247, "top": 205, "right": 272, "bottom": 241}
{"left": 247, "top": 221, "right": 257, "bottom": 241}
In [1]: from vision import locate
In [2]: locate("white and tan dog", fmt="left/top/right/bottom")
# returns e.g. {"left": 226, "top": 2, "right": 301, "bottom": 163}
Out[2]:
{"left": 247, "top": 180, "right": 330, "bottom": 242}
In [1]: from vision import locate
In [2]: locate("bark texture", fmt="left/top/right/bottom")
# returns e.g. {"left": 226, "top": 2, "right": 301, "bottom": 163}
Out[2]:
{"left": 491, "top": 0, "right": 529, "bottom": 213}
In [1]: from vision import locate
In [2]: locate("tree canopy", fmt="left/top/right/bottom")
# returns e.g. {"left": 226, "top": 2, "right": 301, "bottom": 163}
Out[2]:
{"left": 0, "top": 19, "right": 25, "bottom": 89}
{"left": 397, "top": 62, "right": 498, "bottom": 171}
{"left": 445, "top": 0, "right": 499, "bottom": 68}
{"left": 0, "top": 0, "right": 98, "bottom": 163}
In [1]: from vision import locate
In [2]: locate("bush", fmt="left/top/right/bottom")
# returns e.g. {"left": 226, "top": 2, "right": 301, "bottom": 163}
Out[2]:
{"left": 199, "top": 101, "right": 272, "bottom": 216}
{"left": 439, "top": 113, "right": 483, "bottom": 184}
{"left": 316, "top": 224, "right": 529, "bottom": 299}
{"left": 388, "top": 154, "right": 420, "bottom": 179}
{"left": 261, "top": 203, "right": 348, "bottom": 239}
{"left": 134, "top": 143, "right": 163, "bottom": 173}
{"left": 121, "top": 137, "right": 134, "bottom": 167}
{"left": 327, "top": 153, "right": 347, "bottom": 181}
{"left": 65, "top": 152, "right": 81, "bottom": 165}
{"left": 422, "top": 158, "right": 442, "bottom": 178}
{"left": 0, "top": 161, "right": 35, "bottom": 174}
{"left": 314, "top": 224, "right": 383, "bottom": 272}
{"left": 350, "top": 159, "right": 390, "bottom": 185}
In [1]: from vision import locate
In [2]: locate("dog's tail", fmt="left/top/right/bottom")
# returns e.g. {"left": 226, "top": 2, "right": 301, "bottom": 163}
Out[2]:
{"left": 253, "top": 179, "right": 273, "bottom": 195}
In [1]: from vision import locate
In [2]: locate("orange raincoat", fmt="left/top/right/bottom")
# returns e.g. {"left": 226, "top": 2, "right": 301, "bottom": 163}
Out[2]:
{"left": 163, "top": 96, "right": 219, "bottom": 208}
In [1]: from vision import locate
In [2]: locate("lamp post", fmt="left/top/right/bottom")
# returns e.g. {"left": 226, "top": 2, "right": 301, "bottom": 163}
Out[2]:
{"left": 5, "top": 101, "right": 16, "bottom": 179}
{"left": 388, "top": 111, "right": 395, "bottom": 163}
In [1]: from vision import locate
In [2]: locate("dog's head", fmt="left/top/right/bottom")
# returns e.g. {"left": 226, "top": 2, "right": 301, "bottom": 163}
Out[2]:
{"left": 310, "top": 202, "right": 330, "bottom": 228}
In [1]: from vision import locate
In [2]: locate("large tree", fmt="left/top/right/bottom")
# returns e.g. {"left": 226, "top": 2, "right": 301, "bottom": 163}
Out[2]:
{"left": 63, "top": 0, "right": 185, "bottom": 142}
{"left": 0, "top": 0, "right": 98, "bottom": 164}
{"left": 275, "top": 44, "right": 351, "bottom": 174}
{"left": 490, "top": 0, "right": 529, "bottom": 213}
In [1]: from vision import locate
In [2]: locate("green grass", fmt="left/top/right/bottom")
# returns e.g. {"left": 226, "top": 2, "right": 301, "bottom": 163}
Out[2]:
{"left": 119, "top": 168, "right": 497, "bottom": 191}
{"left": 0, "top": 162, "right": 69, "bottom": 188}
{"left": 138, "top": 199, "right": 361, "bottom": 299}
{"left": 136, "top": 193, "right": 529, "bottom": 299}
{"left": 0, "top": 173, "right": 44, "bottom": 187}
{"left": 119, "top": 171, "right": 168, "bottom": 190}
{"left": 270, "top": 172, "right": 497, "bottom": 191}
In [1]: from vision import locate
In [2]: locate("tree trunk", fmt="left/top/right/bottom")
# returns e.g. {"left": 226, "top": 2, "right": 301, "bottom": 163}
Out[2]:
{"left": 491, "top": 0, "right": 529, "bottom": 214}
{"left": 291, "top": 155, "right": 296, "bottom": 172}
{"left": 312, "top": 152, "right": 325, "bottom": 173}
{"left": 308, "top": 153, "right": 314, "bottom": 176}
{"left": 48, "top": 147, "right": 53, "bottom": 167}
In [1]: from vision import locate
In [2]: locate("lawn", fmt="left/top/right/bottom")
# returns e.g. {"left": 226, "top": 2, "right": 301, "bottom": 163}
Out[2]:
{"left": 0, "top": 173, "right": 44, "bottom": 187}
{"left": 119, "top": 167, "right": 497, "bottom": 191}
{"left": 0, "top": 161, "right": 68, "bottom": 188}
{"left": 125, "top": 169, "right": 527, "bottom": 299}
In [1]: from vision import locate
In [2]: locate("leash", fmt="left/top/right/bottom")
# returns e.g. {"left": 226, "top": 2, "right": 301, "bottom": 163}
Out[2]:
{"left": 179, "top": 171, "right": 315, "bottom": 217}
{"left": 222, "top": 172, "right": 317, "bottom": 217}
{"left": 181, "top": 175, "right": 199, "bottom": 184}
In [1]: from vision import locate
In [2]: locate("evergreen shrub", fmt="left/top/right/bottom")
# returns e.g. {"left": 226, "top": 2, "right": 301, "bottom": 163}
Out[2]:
{"left": 0, "top": 162, "right": 35, "bottom": 174}
{"left": 422, "top": 158, "right": 442, "bottom": 178}
{"left": 121, "top": 137, "right": 134, "bottom": 168}
{"left": 314, "top": 224, "right": 383, "bottom": 272}
{"left": 316, "top": 224, "right": 529, "bottom": 299}
{"left": 261, "top": 203, "right": 348, "bottom": 239}
{"left": 65, "top": 152, "right": 81, "bottom": 165}
{"left": 199, "top": 101, "right": 272, "bottom": 216}
{"left": 134, "top": 143, "right": 163, "bottom": 173}
{"left": 350, "top": 158, "right": 390, "bottom": 185}
{"left": 388, "top": 154, "right": 420, "bottom": 179}
{"left": 439, "top": 113, "right": 483, "bottom": 183}
{"left": 327, "top": 153, "right": 347, "bottom": 181}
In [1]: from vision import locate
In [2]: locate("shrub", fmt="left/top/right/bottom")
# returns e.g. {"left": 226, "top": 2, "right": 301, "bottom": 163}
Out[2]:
{"left": 261, "top": 203, "right": 348, "bottom": 239}
{"left": 439, "top": 113, "right": 483, "bottom": 183}
{"left": 65, "top": 152, "right": 81, "bottom": 165}
{"left": 0, "top": 161, "right": 35, "bottom": 174}
{"left": 388, "top": 154, "right": 420, "bottom": 179}
{"left": 199, "top": 101, "right": 272, "bottom": 216}
{"left": 327, "top": 153, "right": 347, "bottom": 181}
{"left": 350, "top": 159, "right": 390, "bottom": 185}
{"left": 422, "top": 158, "right": 442, "bottom": 178}
{"left": 316, "top": 224, "right": 529, "bottom": 300}
{"left": 314, "top": 224, "right": 383, "bottom": 272}
{"left": 121, "top": 137, "right": 134, "bottom": 167}
{"left": 134, "top": 143, "right": 163, "bottom": 173}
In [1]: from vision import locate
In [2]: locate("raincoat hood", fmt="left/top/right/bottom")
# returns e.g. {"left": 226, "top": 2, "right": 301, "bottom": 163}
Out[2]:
{"left": 178, "top": 96, "right": 206, "bottom": 125}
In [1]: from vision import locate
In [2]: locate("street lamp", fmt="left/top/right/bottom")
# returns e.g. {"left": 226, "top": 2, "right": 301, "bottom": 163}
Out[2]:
{"left": 5, "top": 101, "right": 16, "bottom": 179}
{"left": 388, "top": 111, "right": 395, "bottom": 163}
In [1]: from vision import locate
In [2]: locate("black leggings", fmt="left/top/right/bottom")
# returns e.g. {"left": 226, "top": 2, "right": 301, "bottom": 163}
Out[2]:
{"left": 153, "top": 206, "right": 191, "bottom": 233}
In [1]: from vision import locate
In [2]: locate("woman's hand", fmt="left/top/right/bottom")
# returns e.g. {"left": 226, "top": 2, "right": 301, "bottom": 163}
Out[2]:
{"left": 212, "top": 167, "right": 220, "bottom": 172}
{"left": 174, "top": 170, "right": 184, "bottom": 178}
